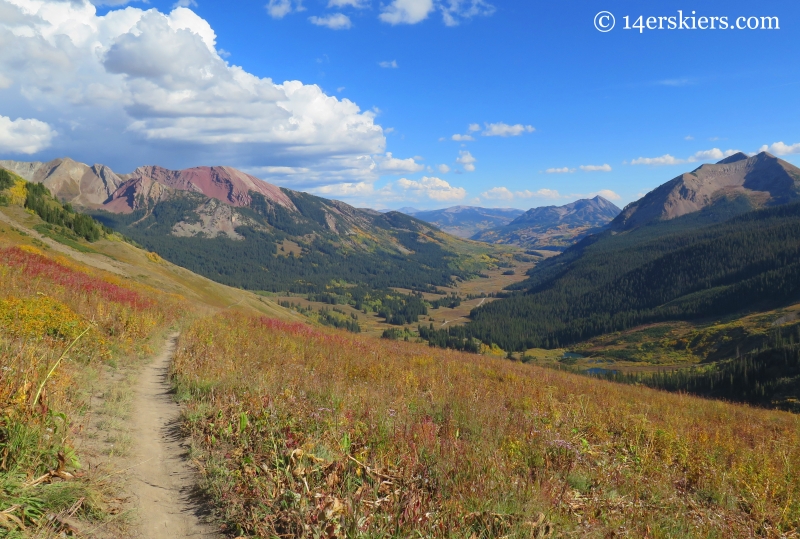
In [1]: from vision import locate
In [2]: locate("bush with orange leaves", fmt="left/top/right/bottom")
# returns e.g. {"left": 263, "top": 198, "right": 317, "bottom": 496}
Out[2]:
{"left": 174, "top": 312, "right": 800, "bottom": 538}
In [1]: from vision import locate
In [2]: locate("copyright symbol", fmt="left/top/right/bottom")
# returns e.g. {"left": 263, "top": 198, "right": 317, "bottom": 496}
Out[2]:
{"left": 594, "top": 11, "right": 615, "bottom": 32}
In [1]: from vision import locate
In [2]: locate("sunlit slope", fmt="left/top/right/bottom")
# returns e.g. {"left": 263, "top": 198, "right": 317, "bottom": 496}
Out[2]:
{"left": 0, "top": 193, "right": 298, "bottom": 321}
{"left": 0, "top": 171, "right": 298, "bottom": 534}
{"left": 0, "top": 217, "right": 186, "bottom": 532}
{"left": 174, "top": 312, "right": 800, "bottom": 538}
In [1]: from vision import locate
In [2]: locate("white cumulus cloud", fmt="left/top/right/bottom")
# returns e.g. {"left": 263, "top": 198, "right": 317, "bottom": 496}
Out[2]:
{"left": 592, "top": 189, "right": 621, "bottom": 201}
{"left": 451, "top": 134, "right": 474, "bottom": 142}
{"left": 379, "top": 0, "right": 434, "bottom": 25}
{"left": 377, "top": 0, "right": 494, "bottom": 26}
{"left": 529, "top": 189, "right": 562, "bottom": 199}
{"left": 266, "top": 0, "right": 304, "bottom": 19}
{"left": 580, "top": 164, "right": 612, "bottom": 172}
{"left": 0, "top": 0, "right": 385, "bottom": 186}
{"left": 456, "top": 150, "right": 476, "bottom": 172}
{"left": 328, "top": 0, "right": 369, "bottom": 7}
{"left": 0, "top": 115, "right": 56, "bottom": 154}
{"left": 759, "top": 141, "right": 800, "bottom": 156}
{"left": 312, "top": 181, "right": 374, "bottom": 197}
{"left": 376, "top": 152, "right": 424, "bottom": 174}
{"left": 631, "top": 148, "right": 740, "bottom": 166}
{"left": 441, "top": 0, "right": 495, "bottom": 26}
{"left": 378, "top": 60, "right": 398, "bottom": 68}
{"left": 545, "top": 167, "right": 574, "bottom": 174}
{"left": 396, "top": 176, "right": 466, "bottom": 201}
{"left": 688, "top": 148, "right": 740, "bottom": 162}
{"left": 482, "top": 122, "right": 535, "bottom": 137}
{"left": 630, "top": 154, "right": 683, "bottom": 166}
{"left": 438, "top": 164, "right": 450, "bottom": 173}
{"left": 309, "top": 13, "right": 352, "bottom": 29}
{"left": 468, "top": 123, "right": 480, "bottom": 132}
{"left": 480, "top": 187, "right": 514, "bottom": 200}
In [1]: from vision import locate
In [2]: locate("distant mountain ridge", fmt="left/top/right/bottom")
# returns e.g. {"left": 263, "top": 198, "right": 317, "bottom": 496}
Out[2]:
{"left": 472, "top": 196, "right": 621, "bottom": 248}
{"left": 406, "top": 206, "right": 525, "bottom": 238}
{"left": 419, "top": 151, "right": 800, "bottom": 379}
{"left": 509, "top": 196, "right": 621, "bottom": 227}
{"left": 0, "top": 158, "right": 297, "bottom": 214}
{"left": 0, "top": 158, "right": 127, "bottom": 208}
{"left": 0, "top": 157, "right": 403, "bottom": 241}
{"left": 613, "top": 152, "right": 800, "bottom": 229}
{"left": 0, "top": 157, "right": 499, "bottom": 293}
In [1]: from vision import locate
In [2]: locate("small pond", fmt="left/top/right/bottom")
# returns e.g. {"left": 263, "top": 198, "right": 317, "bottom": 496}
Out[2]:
{"left": 586, "top": 367, "right": 618, "bottom": 376}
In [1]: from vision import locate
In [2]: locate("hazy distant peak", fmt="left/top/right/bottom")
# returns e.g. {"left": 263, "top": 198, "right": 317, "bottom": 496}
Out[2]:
{"left": 407, "top": 206, "right": 526, "bottom": 238}
{"left": 511, "top": 197, "right": 621, "bottom": 226}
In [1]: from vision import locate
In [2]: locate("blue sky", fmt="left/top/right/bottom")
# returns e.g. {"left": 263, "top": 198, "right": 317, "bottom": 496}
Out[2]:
{"left": 1, "top": 0, "right": 798, "bottom": 210}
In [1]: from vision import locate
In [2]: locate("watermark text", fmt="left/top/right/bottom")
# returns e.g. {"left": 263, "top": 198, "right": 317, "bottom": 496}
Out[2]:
{"left": 595, "top": 11, "right": 780, "bottom": 33}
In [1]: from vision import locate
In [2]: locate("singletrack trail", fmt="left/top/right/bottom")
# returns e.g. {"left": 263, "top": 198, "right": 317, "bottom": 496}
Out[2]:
{"left": 128, "top": 334, "right": 219, "bottom": 538}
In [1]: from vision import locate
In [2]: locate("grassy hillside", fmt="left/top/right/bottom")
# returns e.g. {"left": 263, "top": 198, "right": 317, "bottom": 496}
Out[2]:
{"left": 0, "top": 177, "right": 298, "bottom": 319}
{"left": 0, "top": 241, "right": 183, "bottom": 535}
{"left": 173, "top": 312, "right": 800, "bottom": 538}
{"left": 0, "top": 173, "right": 298, "bottom": 536}
{"left": 3, "top": 169, "right": 800, "bottom": 537}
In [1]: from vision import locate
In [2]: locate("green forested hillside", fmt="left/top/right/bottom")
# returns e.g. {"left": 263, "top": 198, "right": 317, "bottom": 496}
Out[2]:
{"left": 606, "top": 340, "right": 800, "bottom": 412}
{"left": 93, "top": 191, "right": 488, "bottom": 293}
{"left": 1, "top": 169, "right": 110, "bottom": 243}
{"left": 425, "top": 202, "right": 800, "bottom": 351}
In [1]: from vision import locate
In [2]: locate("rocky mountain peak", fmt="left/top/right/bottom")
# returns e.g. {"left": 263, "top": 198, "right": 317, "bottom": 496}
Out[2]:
{"left": 613, "top": 151, "right": 800, "bottom": 230}
{"left": 717, "top": 152, "right": 750, "bottom": 164}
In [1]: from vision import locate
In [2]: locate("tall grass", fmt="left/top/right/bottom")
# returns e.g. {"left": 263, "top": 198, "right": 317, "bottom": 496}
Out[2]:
{"left": 174, "top": 313, "right": 800, "bottom": 538}
{"left": 0, "top": 245, "right": 182, "bottom": 535}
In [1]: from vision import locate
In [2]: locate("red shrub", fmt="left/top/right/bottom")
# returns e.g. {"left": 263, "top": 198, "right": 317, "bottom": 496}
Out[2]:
{"left": 1, "top": 247, "right": 153, "bottom": 309}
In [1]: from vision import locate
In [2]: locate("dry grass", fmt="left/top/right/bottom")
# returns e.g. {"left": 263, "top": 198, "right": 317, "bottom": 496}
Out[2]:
{"left": 173, "top": 313, "right": 800, "bottom": 538}
{"left": 0, "top": 244, "right": 183, "bottom": 535}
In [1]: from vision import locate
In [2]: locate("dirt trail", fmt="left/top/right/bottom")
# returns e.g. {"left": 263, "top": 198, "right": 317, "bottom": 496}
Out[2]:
{"left": 128, "top": 334, "right": 219, "bottom": 539}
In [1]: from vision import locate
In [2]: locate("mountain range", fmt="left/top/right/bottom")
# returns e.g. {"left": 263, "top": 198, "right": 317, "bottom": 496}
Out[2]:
{"left": 426, "top": 151, "right": 800, "bottom": 353}
{"left": 0, "top": 158, "right": 499, "bottom": 293}
{"left": 0, "top": 157, "right": 625, "bottom": 258}
{"left": 405, "top": 152, "right": 800, "bottom": 251}
{"left": 472, "top": 196, "right": 621, "bottom": 248}
{"left": 3, "top": 150, "right": 800, "bottom": 412}
{"left": 401, "top": 206, "right": 525, "bottom": 238}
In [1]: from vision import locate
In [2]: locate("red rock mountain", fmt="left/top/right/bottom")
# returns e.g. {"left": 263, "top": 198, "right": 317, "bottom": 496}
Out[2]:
{"left": 0, "top": 159, "right": 297, "bottom": 214}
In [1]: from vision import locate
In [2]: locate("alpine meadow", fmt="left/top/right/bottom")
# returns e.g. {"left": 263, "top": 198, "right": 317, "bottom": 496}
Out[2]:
{"left": 2, "top": 1, "right": 800, "bottom": 538}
